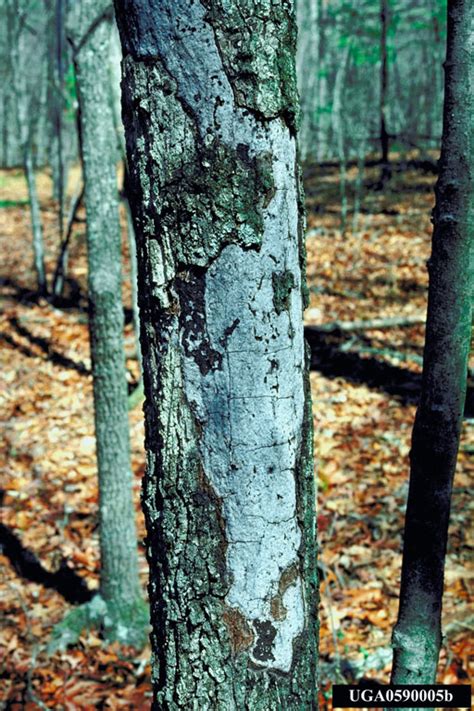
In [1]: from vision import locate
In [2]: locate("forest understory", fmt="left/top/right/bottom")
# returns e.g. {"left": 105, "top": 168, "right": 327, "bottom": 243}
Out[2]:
{"left": 1, "top": 158, "right": 472, "bottom": 709}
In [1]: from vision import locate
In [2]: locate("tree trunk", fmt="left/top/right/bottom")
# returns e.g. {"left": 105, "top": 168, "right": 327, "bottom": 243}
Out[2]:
{"left": 380, "top": 0, "right": 391, "bottom": 185}
{"left": 125, "top": 194, "right": 142, "bottom": 371}
{"left": 296, "top": 0, "right": 321, "bottom": 161}
{"left": 54, "top": 0, "right": 65, "bottom": 239}
{"left": 390, "top": 0, "right": 473, "bottom": 690}
{"left": 67, "top": 0, "right": 143, "bottom": 639}
{"left": 316, "top": 0, "right": 330, "bottom": 163}
{"left": 24, "top": 147, "right": 47, "bottom": 294}
{"left": 52, "top": 178, "right": 84, "bottom": 298}
{"left": 7, "top": 0, "right": 48, "bottom": 294}
{"left": 115, "top": 0, "right": 318, "bottom": 707}
{"left": 332, "top": 43, "right": 351, "bottom": 235}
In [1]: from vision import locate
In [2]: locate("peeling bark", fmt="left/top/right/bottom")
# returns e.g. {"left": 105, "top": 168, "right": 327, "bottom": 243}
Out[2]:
{"left": 115, "top": 0, "right": 318, "bottom": 707}
{"left": 390, "top": 0, "right": 473, "bottom": 692}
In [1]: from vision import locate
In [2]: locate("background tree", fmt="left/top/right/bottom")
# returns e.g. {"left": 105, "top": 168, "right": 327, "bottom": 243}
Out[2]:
{"left": 5, "top": 0, "right": 47, "bottom": 294}
{"left": 296, "top": 0, "right": 321, "bottom": 161}
{"left": 390, "top": 0, "right": 473, "bottom": 687}
{"left": 295, "top": 0, "right": 447, "bottom": 166}
{"left": 55, "top": 0, "right": 146, "bottom": 645}
{"left": 379, "top": 0, "right": 391, "bottom": 185}
{"left": 114, "top": 0, "right": 318, "bottom": 706}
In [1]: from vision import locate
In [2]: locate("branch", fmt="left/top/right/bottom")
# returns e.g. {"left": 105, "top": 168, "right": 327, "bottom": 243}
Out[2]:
{"left": 52, "top": 181, "right": 84, "bottom": 297}
{"left": 306, "top": 314, "right": 426, "bottom": 334}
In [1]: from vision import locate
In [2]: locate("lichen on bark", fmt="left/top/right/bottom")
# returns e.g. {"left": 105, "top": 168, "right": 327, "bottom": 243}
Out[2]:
{"left": 115, "top": 0, "right": 318, "bottom": 706}
{"left": 201, "top": 0, "right": 299, "bottom": 130}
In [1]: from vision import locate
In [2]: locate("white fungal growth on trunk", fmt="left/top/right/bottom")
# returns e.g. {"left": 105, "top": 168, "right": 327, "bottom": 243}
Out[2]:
{"left": 117, "top": 0, "right": 315, "bottom": 685}
{"left": 183, "top": 124, "right": 305, "bottom": 671}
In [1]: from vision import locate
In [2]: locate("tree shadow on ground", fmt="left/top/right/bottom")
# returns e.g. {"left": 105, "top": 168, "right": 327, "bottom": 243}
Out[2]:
{"left": 1, "top": 317, "right": 142, "bottom": 392}
{"left": 0, "top": 522, "right": 94, "bottom": 604}
{"left": 2, "top": 316, "right": 90, "bottom": 376}
{"left": 0, "top": 276, "right": 134, "bottom": 323}
{"left": 305, "top": 326, "right": 473, "bottom": 418}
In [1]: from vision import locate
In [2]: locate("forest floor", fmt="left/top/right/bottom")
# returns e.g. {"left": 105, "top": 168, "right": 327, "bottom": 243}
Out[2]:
{"left": 0, "top": 157, "right": 472, "bottom": 709}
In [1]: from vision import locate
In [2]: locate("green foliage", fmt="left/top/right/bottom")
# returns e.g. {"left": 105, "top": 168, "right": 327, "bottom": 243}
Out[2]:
{"left": 325, "top": 0, "right": 447, "bottom": 70}
{"left": 64, "top": 63, "right": 77, "bottom": 122}
{"left": 0, "top": 199, "right": 29, "bottom": 208}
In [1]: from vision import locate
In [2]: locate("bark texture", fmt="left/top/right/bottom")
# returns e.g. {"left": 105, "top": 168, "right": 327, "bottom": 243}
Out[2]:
{"left": 115, "top": 0, "right": 318, "bottom": 707}
{"left": 390, "top": 0, "right": 473, "bottom": 689}
{"left": 67, "top": 0, "right": 143, "bottom": 636}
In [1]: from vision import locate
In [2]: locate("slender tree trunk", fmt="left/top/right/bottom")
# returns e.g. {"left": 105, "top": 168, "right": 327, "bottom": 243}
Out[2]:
{"left": 352, "top": 123, "right": 366, "bottom": 236}
{"left": 54, "top": 0, "right": 65, "bottom": 240}
{"left": 67, "top": 1, "right": 143, "bottom": 639}
{"left": 52, "top": 178, "right": 84, "bottom": 298}
{"left": 115, "top": 0, "right": 318, "bottom": 707}
{"left": 332, "top": 44, "right": 351, "bottom": 235}
{"left": 24, "top": 147, "right": 47, "bottom": 294}
{"left": 380, "top": 0, "right": 391, "bottom": 185}
{"left": 317, "top": 0, "right": 329, "bottom": 163}
{"left": 390, "top": 0, "right": 473, "bottom": 691}
{"left": 296, "top": 0, "right": 321, "bottom": 161}
{"left": 7, "top": 0, "right": 48, "bottom": 294}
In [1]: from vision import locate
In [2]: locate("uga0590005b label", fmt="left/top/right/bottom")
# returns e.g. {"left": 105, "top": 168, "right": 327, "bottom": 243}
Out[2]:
{"left": 332, "top": 684, "right": 471, "bottom": 708}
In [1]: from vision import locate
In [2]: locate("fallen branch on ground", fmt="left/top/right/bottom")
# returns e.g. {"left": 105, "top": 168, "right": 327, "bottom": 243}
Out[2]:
{"left": 307, "top": 314, "right": 425, "bottom": 333}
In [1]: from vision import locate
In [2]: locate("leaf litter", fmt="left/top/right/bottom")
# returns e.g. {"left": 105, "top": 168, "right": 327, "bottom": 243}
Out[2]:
{"left": 0, "top": 160, "right": 472, "bottom": 709}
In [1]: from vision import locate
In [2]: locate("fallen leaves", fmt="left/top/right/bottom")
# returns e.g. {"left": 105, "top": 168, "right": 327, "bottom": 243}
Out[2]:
{"left": 307, "top": 162, "right": 473, "bottom": 707}
{"left": 1, "top": 160, "right": 472, "bottom": 709}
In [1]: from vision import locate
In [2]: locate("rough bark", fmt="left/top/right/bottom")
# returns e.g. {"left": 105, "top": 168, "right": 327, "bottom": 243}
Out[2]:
{"left": 67, "top": 0, "right": 143, "bottom": 637}
{"left": 115, "top": 0, "right": 318, "bottom": 707}
{"left": 390, "top": 0, "right": 473, "bottom": 691}
{"left": 125, "top": 194, "right": 142, "bottom": 371}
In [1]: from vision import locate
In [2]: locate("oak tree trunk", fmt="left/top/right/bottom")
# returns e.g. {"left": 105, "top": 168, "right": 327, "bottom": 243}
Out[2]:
{"left": 115, "top": 0, "right": 318, "bottom": 707}
{"left": 390, "top": 0, "right": 473, "bottom": 690}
